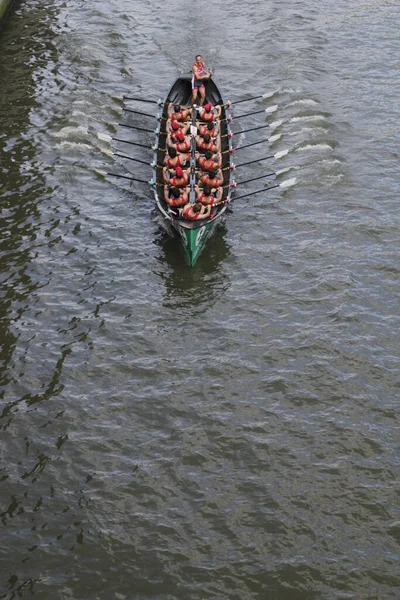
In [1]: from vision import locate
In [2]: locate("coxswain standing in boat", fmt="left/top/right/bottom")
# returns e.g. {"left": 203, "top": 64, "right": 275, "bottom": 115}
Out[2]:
{"left": 196, "top": 150, "right": 222, "bottom": 172}
{"left": 167, "top": 103, "right": 192, "bottom": 122}
{"left": 179, "top": 203, "right": 212, "bottom": 221}
{"left": 198, "top": 102, "right": 222, "bottom": 122}
{"left": 162, "top": 166, "right": 189, "bottom": 188}
{"left": 164, "top": 185, "right": 189, "bottom": 209}
{"left": 163, "top": 146, "right": 190, "bottom": 169}
{"left": 191, "top": 55, "right": 213, "bottom": 106}
{"left": 195, "top": 185, "right": 223, "bottom": 206}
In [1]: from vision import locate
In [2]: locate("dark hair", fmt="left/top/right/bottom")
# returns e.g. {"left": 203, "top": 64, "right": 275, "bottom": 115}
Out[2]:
{"left": 205, "top": 151, "right": 212, "bottom": 160}
{"left": 209, "top": 170, "right": 216, "bottom": 178}
{"left": 193, "top": 203, "right": 202, "bottom": 213}
{"left": 203, "top": 134, "right": 210, "bottom": 143}
{"left": 207, "top": 123, "right": 214, "bottom": 131}
{"left": 171, "top": 187, "right": 180, "bottom": 198}
{"left": 174, "top": 104, "right": 180, "bottom": 112}
{"left": 168, "top": 147, "right": 177, "bottom": 158}
{"left": 203, "top": 186, "right": 212, "bottom": 196}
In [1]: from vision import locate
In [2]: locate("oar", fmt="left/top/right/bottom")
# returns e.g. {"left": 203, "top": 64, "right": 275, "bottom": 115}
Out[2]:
{"left": 228, "top": 178, "right": 296, "bottom": 201}
{"left": 222, "top": 134, "right": 281, "bottom": 154}
{"left": 221, "top": 120, "right": 283, "bottom": 138}
{"left": 123, "top": 96, "right": 163, "bottom": 106}
{"left": 118, "top": 123, "right": 158, "bottom": 134}
{"left": 122, "top": 107, "right": 157, "bottom": 118}
{"left": 97, "top": 132, "right": 151, "bottom": 150}
{"left": 100, "top": 148, "right": 155, "bottom": 167}
{"left": 225, "top": 92, "right": 277, "bottom": 107}
{"left": 234, "top": 150, "right": 288, "bottom": 168}
{"left": 94, "top": 169, "right": 153, "bottom": 185}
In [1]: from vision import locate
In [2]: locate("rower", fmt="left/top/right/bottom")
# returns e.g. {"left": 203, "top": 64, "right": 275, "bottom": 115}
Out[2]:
{"left": 167, "top": 119, "right": 190, "bottom": 136}
{"left": 167, "top": 103, "right": 192, "bottom": 122}
{"left": 167, "top": 129, "right": 191, "bottom": 153}
{"left": 196, "top": 185, "right": 223, "bottom": 206}
{"left": 191, "top": 55, "right": 213, "bottom": 106}
{"left": 199, "top": 169, "right": 224, "bottom": 188}
{"left": 164, "top": 185, "right": 189, "bottom": 208}
{"left": 199, "top": 121, "right": 220, "bottom": 138}
{"left": 163, "top": 146, "right": 190, "bottom": 169}
{"left": 196, "top": 150, "right": 222, "bottom": 172}
{"left": 199, "top": 102, "right": 222, "bottom": 122}
{"left": 196, "top": 133, "right": 220, "bottom": 153}
{"left": 179, "top": 202, "right": 212, "bottom": 221}
{"left": 162, "top": 166, "right": 189, "bottom": 188}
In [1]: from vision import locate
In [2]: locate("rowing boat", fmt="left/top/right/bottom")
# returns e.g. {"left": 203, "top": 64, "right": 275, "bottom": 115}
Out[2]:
{"left": 96, "top": 79, "right": 297, "bottom": 266}
{"left": 152, "top": 76, "right": 234, "bottom": 267}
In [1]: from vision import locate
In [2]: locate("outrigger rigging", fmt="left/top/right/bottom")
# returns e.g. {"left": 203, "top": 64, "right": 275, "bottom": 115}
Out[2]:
{"left": 96, "top": 75, "right": 296, "bottom": 266}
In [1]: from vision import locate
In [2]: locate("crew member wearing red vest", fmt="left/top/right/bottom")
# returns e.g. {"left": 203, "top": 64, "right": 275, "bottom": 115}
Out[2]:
{"left": 196, "top": 134, "right": 220, "bottom": 153}
{"left": 179, "top": 202, "right": 212, "bottom": 221}
{"left": 199, "top": 169, "right": 224, "bottom": 188}
{"left": 199, "top": 121, "right": 220, "bottom": 138}
{"left": 191, "top": 55, "right": 213, "bottom": 106}
{"left": 167, "top": 103, "right": 192, "bottom": 122}
{"left": 163, "top": 146, "right": 190, "bottom": 169}
{"left": 167, "top": 119, "right": 190, "bottom": 136}
{"left": 164, "top": 185, "right": 189, "bottom": 208}
{"left": 199, "top": 102, "right": 222, "bottom": 122}
{"left": 196, "top": 185, "right": 223, "bottom": 206}
{"left": 167, "top": 129, "right": 191, "bottom": 153}
{"left": 163, "top": 166, "right": 189, "bottom": 188}
{"left": 196, "top": 150, "right": 222, "bottom": 172}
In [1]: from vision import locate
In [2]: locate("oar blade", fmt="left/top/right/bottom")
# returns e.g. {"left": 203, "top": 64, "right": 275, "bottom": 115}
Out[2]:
{"left": 262, "top": 90, "right": 278, "bottom": 99}
{"left": 274, "top": 149, "right": 289, "bottom": 160}
{"left": 269, "top": 119, "right": 283, "bottom": 130}
{"left": 265, "top": 104, "right": 278, "bottom": 114}
{"left": 268, "top": 134, "right": 281, "bottom": 143}
{"left": 97, "top": 132, "right": 112, "bottom": 143}
{"left": 100, "top": 148, "right": 114, "bottom": 158}
{"left": 280, "top": 177, "right": 296, "bottom": 189}
{"left": 94, "top": 169, "right": 107, "bottom": 178}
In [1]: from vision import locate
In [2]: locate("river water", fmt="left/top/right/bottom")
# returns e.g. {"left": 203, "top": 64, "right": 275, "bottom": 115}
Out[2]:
{"left": 0, "top": 0, "right": 399, "bottom": 598}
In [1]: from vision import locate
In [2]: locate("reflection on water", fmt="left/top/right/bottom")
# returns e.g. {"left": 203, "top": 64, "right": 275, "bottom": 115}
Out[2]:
{"left": 154, "top": 221, "right": 231, "bottom": 310}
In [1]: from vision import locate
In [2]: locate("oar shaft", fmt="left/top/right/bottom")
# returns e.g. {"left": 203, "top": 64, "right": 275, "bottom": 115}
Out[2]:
{"left": 113, "top": 152, "right": 149, "bottom": 166}
{"left": 106, "top": 172, "right": 149, "bottom": 184}
{"left": 236, "top": 172, "right": 275, "bottom": 186}
{"left": 236, "top": 138, "right": 271, "bottom": 151}
{"left": 118, "top": 123, "right": 154, "bottom": 133}
{"left": 240, "top": 123, "right": 271, "bottom": 134}
{"left": 235, "top": 154, "right": 274, "bottom": 168}
{"left": 123, "top": 107, "right": 155, "bottom": 118}
{"left": 233, "top": 183, "right": 279, "bottom": 201}
{"left": 234, "top": 108, "right": 266, "bottom": 119}
{"left": 230, "top": 95, "right": 264, "bottom": 105}
{"left": 112, "top": 137, "right": 150, "bottom": 149}
{"left": 123, "top": 96, "right": 160, "bottom": 104}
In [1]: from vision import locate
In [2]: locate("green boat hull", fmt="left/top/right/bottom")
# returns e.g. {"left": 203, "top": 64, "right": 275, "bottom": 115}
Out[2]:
{"left": 177, "top": 221, "right": 215, "bottom": 267}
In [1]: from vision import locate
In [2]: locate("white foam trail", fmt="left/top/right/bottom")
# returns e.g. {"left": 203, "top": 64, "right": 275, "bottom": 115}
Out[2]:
{"left": 52, "top": 126, "right": 89, "bottom": 139}
{"left": 296, "top": 143, "right": 333, "bottom": 152}
{"left": 287, "top": 99, "right": 319, "bottom": 107}
{"left": 54, "top": 141, "right": 93, "bottom": 150}
{"left": 287, "top": 127, "right": 328, "bottom": 136}
{"left": 290, "top": 115, "right": 328, "bottom": 123}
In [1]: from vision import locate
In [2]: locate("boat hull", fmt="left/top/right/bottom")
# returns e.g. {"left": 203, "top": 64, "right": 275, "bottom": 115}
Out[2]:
{"left": 152, "top": 76, "right": 233, "bottom": 266}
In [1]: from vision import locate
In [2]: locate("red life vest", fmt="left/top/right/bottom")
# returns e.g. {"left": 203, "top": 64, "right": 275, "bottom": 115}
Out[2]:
{"left": 202, "top": 174, "right": 222, "bottom": 187}
{"left": 177, "top": 140, "right": 190, "bottom": 152}
{"left": 170, "top": 174, "right": 188, "bottom": 187}
{"left": 193, "top": 61, "right": 206, "bottom": 79}
{"left": 198, "top": 193, "right": 215, "bottom": 205}
{"left": 166, "top": 156, "right": 182, "bottom": 169}
{"left": 169, "top": 194, "right": 186, "bottom": 207}
{"left": 171, "top": 111, "right": 184, "bottom": 122}
{"left": 202, "top": 111, "right": 215, "bottom": 122}
{"left": 200, "top": 125, "right": 216, "bottom": 137}
{"left": 182, "top": 205, "right": 200, "bottom": 220}
{"left": 198, "top": 139, "right": 216, "bottom": 152}
{"left": 199, "top": 158, "right": 216, "bottom": 171}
